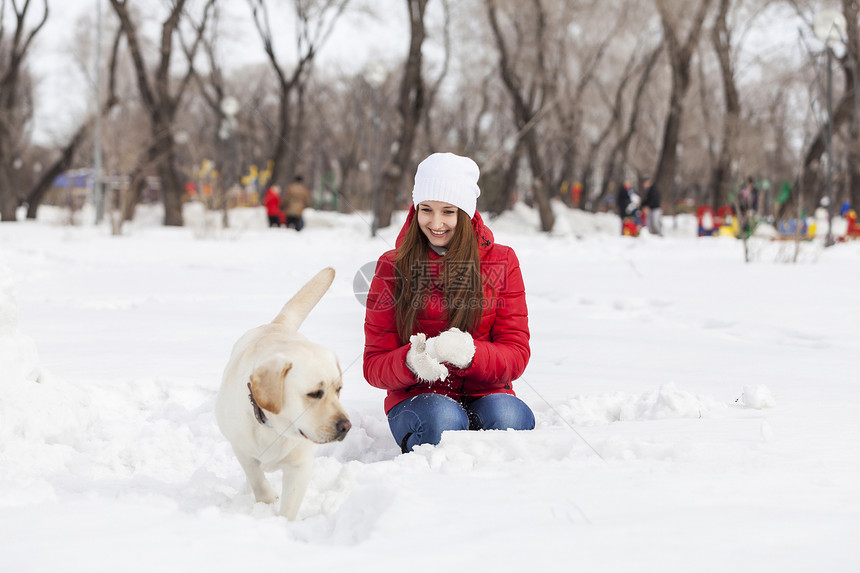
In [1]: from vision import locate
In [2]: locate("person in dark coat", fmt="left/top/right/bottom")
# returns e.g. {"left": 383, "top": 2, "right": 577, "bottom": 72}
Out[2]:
{"left": 739, "top": 177, "right": 758, "bottom": 214}
{"left": 280, "top": 175, "right": 311, "bottom": 231}
{"left": 641, "top": 176, "right": 662, "bottom": 236}
{"left": 616, "top": 180, "right": 640, "bottom": 235}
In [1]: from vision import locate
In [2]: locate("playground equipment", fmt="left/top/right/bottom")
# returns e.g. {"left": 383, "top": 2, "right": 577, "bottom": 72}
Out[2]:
{"left": 697, "top": 206, "right": 716, "bottom": 236}
{"left": 622, "top": 214, "right": 641, "bottom": 237}
{"left": 697, "top": 205, "right": 740, "bottom": 237}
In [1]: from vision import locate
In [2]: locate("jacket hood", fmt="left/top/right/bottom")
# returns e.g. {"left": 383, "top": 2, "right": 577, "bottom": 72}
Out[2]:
{"left": 395, "top": 206, "right": 494, "bottom": 254}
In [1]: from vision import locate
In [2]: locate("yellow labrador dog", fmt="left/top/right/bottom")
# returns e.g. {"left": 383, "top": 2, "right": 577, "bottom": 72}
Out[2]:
{"left": 215, "top": 267, "right": 350, "bottom": 520}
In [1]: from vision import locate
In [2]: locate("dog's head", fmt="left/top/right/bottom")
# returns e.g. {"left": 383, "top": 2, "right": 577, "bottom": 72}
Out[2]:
{"left": 248, "top": 343, "right": 351, "bottom": 444}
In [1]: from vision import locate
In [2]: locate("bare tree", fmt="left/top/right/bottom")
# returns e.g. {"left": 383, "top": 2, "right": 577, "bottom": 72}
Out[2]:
{"left": 555, "top": 4, "right": 626, "bottom": 208}
{"left": 419, "top": 0, "right": 451, "bottom": 152}
{"left": 22, "top": 17, "right": 127, "bottom": 221}
{"left": 0, "top": 0, "right": 47, "bottom": 222}
{"left": 594, "top": 42, "right": 663, "bottom": 212}
{"left": 485, "top": 0, "right": 555, "bottom": 232}
{"left": 249, "top": 0, "right": 349, "bottom": 188}
{"left": 843, "top": 0, "right": 860, "bottom": 213}
{"left": 191, "top": 3, "right": 240, "bottom": 226}
{"left": 109, "top": 0, "right": 215, "bottom": 226}
{"left": 8, "top": 0, "right": 826, "bottom": 229}
{"left": 652, "top": 0, "right": 713, "bottom": 203}
{"left": 309, "top": 69, "right": 397, "bottom": 214}
{"left": 705, "top": 0, "right": 740, "bottom": 209}
{"left": 374, "top": 0, "right": 428, "bottom": 230}
{"left": 784, "top": 0, "right": 860, "bottom": 218}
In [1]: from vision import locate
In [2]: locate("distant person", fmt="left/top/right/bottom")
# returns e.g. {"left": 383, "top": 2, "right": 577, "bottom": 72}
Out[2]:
{"left": 616, "top": 180, "right": 641, "bottom": 235}
{"left": 739, "top": 177, "right": 758, "bottom": 215}
{"left": 641, "top": 176, "right": 662, "bottom": 236}
{"left": 280, "top": 175, "right": 311, "bottom": 231}
{"left": 263, "top": 185, "right": 283, "bottom": 227}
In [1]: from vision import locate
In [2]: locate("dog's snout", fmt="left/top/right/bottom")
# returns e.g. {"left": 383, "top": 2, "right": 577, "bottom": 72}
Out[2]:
{"left": 335, "top": 418, "right": 352, "bottom": 440}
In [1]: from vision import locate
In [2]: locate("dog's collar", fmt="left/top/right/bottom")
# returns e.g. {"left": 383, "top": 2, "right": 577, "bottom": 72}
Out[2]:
{"left": 247, "top": 382, "right": 269, "bottom": 426}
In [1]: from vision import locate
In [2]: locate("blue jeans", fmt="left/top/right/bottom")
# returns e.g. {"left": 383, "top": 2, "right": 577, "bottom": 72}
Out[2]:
{"left": 387, "top": 393, "right": 535, "bottom": 453}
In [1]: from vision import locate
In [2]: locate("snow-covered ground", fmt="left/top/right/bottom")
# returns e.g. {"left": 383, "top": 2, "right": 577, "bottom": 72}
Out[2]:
{"left": 1, "top": 203, "right": 858, "bottom": 572}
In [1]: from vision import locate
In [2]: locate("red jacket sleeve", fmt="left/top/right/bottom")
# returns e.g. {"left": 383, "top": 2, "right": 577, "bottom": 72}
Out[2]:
{"left": 363, "top": 254, "right": 417, "bottom": 391}
{"left": 455, "top": 247, "right": 530, "bottom": 393}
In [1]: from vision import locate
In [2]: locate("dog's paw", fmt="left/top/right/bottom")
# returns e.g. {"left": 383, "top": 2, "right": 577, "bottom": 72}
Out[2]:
{"left": 258, "top": 490, "right": 278, "bottom": 505}
{"left": 248, "top": 480, "right": 278, "bottom": 505}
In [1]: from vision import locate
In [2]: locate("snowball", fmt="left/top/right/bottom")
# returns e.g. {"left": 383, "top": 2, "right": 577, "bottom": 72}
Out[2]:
{"left": 742, "top": 385, "right": 775, "bottom": 409}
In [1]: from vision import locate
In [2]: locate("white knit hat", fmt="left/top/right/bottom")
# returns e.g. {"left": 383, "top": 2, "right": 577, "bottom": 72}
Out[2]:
{"left": 412, "top": 152, "right": 481, "bottom": 218}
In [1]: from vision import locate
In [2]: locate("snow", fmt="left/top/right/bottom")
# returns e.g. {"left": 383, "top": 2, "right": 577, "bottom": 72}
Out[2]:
{"left": 1, "top": 203, "right": 858, "bottom": 572}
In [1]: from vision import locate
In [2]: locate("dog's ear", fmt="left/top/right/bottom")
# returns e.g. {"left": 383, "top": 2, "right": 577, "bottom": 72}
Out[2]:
{"left": 249, "top": 355, "right": 292, "bottom": 415}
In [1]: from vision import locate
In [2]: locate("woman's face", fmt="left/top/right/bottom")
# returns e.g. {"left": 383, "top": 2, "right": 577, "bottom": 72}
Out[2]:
{"left": 416, "top": 201, "right": 459, "bottom": 247}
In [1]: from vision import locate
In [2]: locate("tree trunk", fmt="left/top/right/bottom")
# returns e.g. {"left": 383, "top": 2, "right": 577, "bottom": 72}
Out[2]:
{"left": 109, "top": 0, "right": 214, "bottom": 226}
{"left": 375, "top": 0, "right": 427, "bottom": 230}
{"left": 596, "top": 43, "right": 663, "bottom": 212}
{"left": 498, "top": 144, "right": 523, "bottom": 213}
{"left": 653, "top": 0, "right": 712, "bottom": 202}
{"left": 0, "top": 151, "right": 16, "bottom": 222}
{"left": 706, "top": 0, "right": 740, "bottom": 209}
{"left": 797, "top": 84, "right": 855, "bottom": 215}
{"left": 0, "top": 0, "right": 48, "bottom": 222}
{"left": 485, "top": 0, "right": 555, "bottom": 232}
{"left": 523, "top": 129, "right": 555, "bottom": 232}
{"left": 842, "top": 0, "right": 860, "bottom": 212}
{"left": 578, "top": 46, "right": 644, "bottom": 210}
{"left": 159, "top": 155, "right": 184, "bottom": 226}
{"left": 250, "top": 0, "right": 347, "bottom": 188}
{"left": 25, "top": 122, "right": 91, "bottom": 218}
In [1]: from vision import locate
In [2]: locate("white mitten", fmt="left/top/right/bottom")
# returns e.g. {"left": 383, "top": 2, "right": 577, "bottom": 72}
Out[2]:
{"left": 424, "top": 335, "right": 438, "bottom": 359}
{"left": 406, "top": 333, "right": 449, "bottom": 382}
{"left": 434, "top": 327, "right": 475, "bottom": 369}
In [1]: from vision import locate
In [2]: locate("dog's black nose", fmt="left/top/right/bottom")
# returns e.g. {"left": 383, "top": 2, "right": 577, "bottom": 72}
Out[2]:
{"left": 335, "top": 418, "right": 352, "bottom": 440}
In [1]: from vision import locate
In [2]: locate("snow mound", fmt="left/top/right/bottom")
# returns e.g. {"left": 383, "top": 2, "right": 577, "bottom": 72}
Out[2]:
{"left": 741, "top": 384, "right": 776, "bottom": 409}
{"left": 0, "top": 253, "right": 40, "bottom": 386}
{"left": 0, "top": 254, "right": 84, "bottom": 484}
{"left": 542, "top": 383, "right": 724, "bottom": 427}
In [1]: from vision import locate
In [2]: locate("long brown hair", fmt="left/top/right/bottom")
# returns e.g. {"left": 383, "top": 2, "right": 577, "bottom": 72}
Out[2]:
{"left": 394, "top": 209, "right": 484, "bottom": 343}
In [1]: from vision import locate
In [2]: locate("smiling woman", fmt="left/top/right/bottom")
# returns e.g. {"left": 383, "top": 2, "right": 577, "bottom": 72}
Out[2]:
{"left": 363, "top": 152, "right": 534, "bottom": 453}
{"left": 416, "top": 201, "right": 459, "bottom": 247}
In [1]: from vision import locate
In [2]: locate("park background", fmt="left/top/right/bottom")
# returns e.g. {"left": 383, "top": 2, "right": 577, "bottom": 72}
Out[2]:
{"left": 2, "top": 1, "right": 860, "bottom": 570}
{"left": 2, "top": 0, "right": 860, "bottom": 233}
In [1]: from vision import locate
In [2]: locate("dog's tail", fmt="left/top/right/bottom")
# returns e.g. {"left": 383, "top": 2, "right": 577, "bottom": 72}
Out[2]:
{"left": 271, "top": 267, "right": 336, "bottom": 330}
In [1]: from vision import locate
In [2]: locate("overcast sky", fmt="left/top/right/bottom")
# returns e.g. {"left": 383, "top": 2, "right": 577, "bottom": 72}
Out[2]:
{"left": 26, "top": 0, "right": 410, "bottom": 146}
{"left": 22, "top": 0, "right": 814, "bottom": 149}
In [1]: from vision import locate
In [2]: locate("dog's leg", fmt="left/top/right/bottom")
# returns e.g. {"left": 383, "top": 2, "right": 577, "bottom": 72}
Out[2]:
{"left": 278, "top": 451, "right": 314, "bottom": 520}
{"left": 234, "top": 450, "right": 278, "bottom": 505}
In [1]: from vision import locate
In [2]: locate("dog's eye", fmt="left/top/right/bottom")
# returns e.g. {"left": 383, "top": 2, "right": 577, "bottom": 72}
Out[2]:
{"left": 307, "top": 390, "right": 324, "bottom": 399}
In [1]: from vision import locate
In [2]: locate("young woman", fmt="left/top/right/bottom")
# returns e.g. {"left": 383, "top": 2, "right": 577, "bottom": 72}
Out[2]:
{"left": 363, "top": 152, "right": 534, "bottom": 453}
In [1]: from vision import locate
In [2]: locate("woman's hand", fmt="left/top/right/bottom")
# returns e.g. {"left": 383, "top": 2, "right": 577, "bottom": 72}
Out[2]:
{"left": 405, "top": 333, "right": 449, "bottom": 382}
{"left": 434, "top": 328, "right": 475, "bottom": 369}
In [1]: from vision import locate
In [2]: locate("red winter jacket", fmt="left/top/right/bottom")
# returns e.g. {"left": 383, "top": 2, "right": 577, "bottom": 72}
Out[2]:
{"left": 363, "top": 207, "right": 530, "bottom": 413}
{"left": 264, "top": 188, "right": 282, "bottom": 217}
